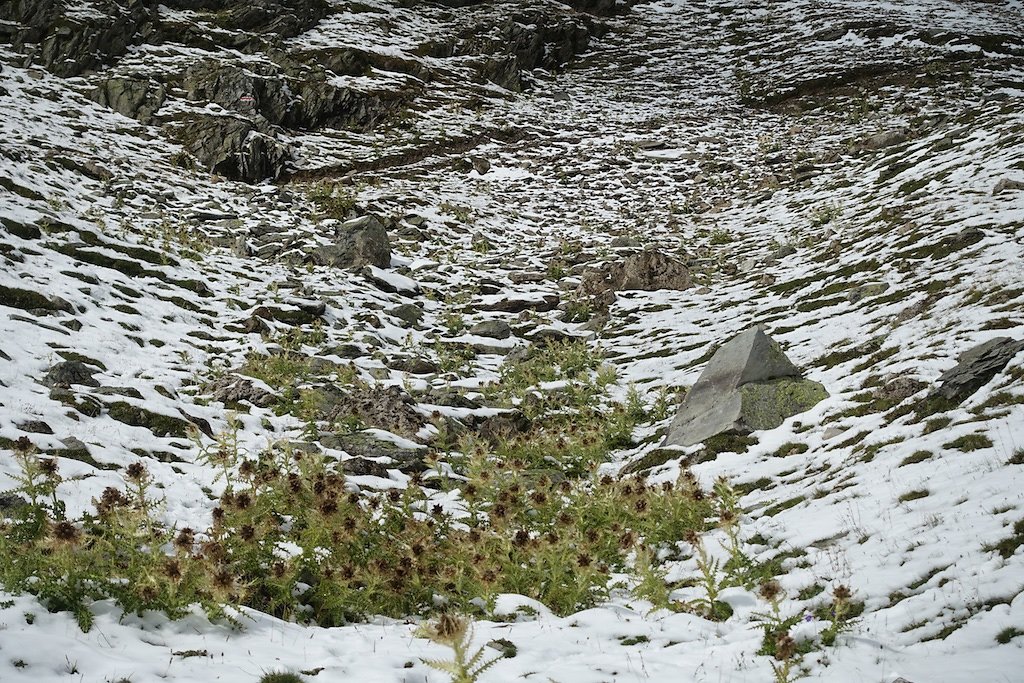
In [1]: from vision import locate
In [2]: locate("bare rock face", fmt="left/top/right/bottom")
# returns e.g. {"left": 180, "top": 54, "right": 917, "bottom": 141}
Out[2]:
{"left": 0, "top": 0, "right": 154, "bottom": 77}
{"left": 89, "top": 76, "right": 166, "bottom": 123}
{"left": 322, "top": 385, "right": 425, "bottom": 439}
{"left": 209, "top": 375, "right": 279, "bottom": 409}
{"left": 663, "top": 326, "right": 827, "bottom": 447}
{"left": 171, "top": 114, "right": 291, "bottom": 182}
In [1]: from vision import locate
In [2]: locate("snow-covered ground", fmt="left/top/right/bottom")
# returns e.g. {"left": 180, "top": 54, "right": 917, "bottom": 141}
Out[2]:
{"left": 1, "top": 0, "right": 1023, "bottom": 681}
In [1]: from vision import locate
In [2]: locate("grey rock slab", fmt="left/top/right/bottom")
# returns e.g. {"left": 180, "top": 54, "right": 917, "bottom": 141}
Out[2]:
{"left": 389, "top": 303, "right": 425, "bottom": 327}
{"left": 468, "top": 320, "right": 512, "bottom": 339}
{"left": 933, "top": 337, "right": 1024, "bottom": 405}
{"left": 43, "top": 361, "right": 100, "bottom": 388}
{"left": 663, "top": 326, "right": 826, "bottom": 447}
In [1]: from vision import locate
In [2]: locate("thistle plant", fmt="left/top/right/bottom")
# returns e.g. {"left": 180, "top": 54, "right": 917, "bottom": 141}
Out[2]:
{"left": 754, "top": 580, "right": 801, "bottom": 658}
{"left": 770, "top": 633, "right": 799, "bottom": 683}
{"left": 820, "top": 584, "right": 854, "bottom": 646}
{"left": 417, "top": 614, "right": 503, "bottom": 683}
{"left": 682, "top": 531, "right": 731, "bottom": 620}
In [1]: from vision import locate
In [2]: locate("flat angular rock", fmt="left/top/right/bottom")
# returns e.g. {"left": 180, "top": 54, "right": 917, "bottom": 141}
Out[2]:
{"left": 933, "top": 337, "right": 1024, "bottom": 405}
{"left": 43, "top": 361, "right": 100, "bottom": 388}
{"left": 663, "top": 326, "right": 827, "bottom": 447}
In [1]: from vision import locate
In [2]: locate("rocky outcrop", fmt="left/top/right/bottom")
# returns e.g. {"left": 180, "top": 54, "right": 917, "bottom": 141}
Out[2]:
{"left": 579, "top": 248, "right": 691, "bottom": 307}
{"left": 663, "top": 326, "right": 828, "bottom": 447}
{"left": 170, "top": 113, "right": 291, "bottom": 182}
{"left": 321, "top": 385, "right": 425, "bottom": 439}
{"left": 181, "top": 57, "right": 413, "bottom": 132}
{"left": 424, "top": 8, "right": 607, "bottom": 91}
{"left": 209, "top": 374, "right": 279, "bottom": 409}
{"left": 89, "top": 75, "right": 166, "bottom": 123}
{"left": 0, "top": 0, "right": 155, "bottom": 77}
{"left": 42, "top": 361, "right": 100, "bottom": 389}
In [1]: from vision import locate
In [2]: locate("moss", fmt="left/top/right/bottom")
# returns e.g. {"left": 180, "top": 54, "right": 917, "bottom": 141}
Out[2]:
{"left": 797, "top": 584, "right": 824, "bottom": 600}
{"left": 619, "top": 635, "right": 650, "bottom": 646}
{"left": 770, "top": 259, "right": 880, "bottom": 296}
{"left": 739, "top": 378, "right": 828, "bottom": 430}
{"left": 106, "top": 402, "right": 195, "bottom": 438}
{"left": 996, "top": 627, "right": 1024, "bottom": 644}
{"left": 735, "top": 477, "right": 772, "bottom": 495}
{"left": 773, "top": 442, "right": 809, "bottom": 457}
{"left": 764, "top": 495, "right": 805, "bottom": 516}
{"left": 983, "top": 519, "right": 1024, "bottom": 558}
{"left": 850, "top": 346, "right": 899, "bottom": 374}
{"left": 814, "top": 337, "right": 883, "bottom": 369}
{"left": 943, "top": 434, "right": 993, "bottom": 452}
{"left": 0, "top": 284, "right": 71, "bottom": 313}
{"left": 898, "top": 489, "right": 929, "bottom": 503}
{"left": 915, "top": 395, "right": 958, "bottom": 421}
{"left": 700, "top": 433, "right": 758, "bottom": 456}
{"left": 77, "top": 230, "right": 178, "bottom": 267}
{"left": 621, "top": 448, "right": 684, "bottom": 474}
{"left": 899, "top": 450, "right": 932, "bottom": 466}
{"left": 796, "top": 295, "right": 847, "bottom": 313}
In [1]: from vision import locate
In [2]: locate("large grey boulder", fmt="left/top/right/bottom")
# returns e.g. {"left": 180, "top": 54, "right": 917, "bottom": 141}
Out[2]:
{"left": 89, "top": 76, "right": 166, "bottom": 123}
{"left": 663, "top": 326, "right": 827, "bottom": 447}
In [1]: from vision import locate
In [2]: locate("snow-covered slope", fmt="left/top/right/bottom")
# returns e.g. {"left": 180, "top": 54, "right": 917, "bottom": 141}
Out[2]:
{"left": 1, "top": 0, "right": 1023, "bottom": 681}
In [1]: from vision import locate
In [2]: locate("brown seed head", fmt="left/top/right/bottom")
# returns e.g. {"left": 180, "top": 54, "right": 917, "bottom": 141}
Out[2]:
{"left": 125, "top": 462, "right": 146, "bottom": 482}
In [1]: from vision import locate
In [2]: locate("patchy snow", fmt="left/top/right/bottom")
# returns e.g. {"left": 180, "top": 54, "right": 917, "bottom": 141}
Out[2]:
{"left": 2, "top": 0, "right": 1024, "bottom": 681}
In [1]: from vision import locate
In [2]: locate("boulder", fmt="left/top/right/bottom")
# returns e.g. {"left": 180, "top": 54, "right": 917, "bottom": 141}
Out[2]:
{"left": 321, "top": 385, "right": 425, "bottom": 438}
{"left": 42, "top": 361, "right": 100, "bottom": 388}
{"left": 930, "top": 337, "right": 1024, "bottom": 406}
{"left": 321, "top": 431, "right": 428, "bottom": 476}
{"left": 308, "top": 215, "right": 392, "bottom": 269}
{"left": 209, "top": 374, "right": 279, "bottom": 409}
{"left": 578, "top": 248, "right": 691, "bottom": 307}
{"left": 663, "top": 326, "right": 827, "bottom": 447}
{"left": 468, "top": 320, "right": 512, "bottom": 339}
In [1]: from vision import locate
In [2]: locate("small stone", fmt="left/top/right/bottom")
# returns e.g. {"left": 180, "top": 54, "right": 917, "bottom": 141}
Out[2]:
{"left": 389, "top": 304, "right": 424, "bottom": 328}
{"left": 43, "top": 361, "right": 100, "bottom": 388}
{"left": 468, "top": 320, "right": 512, "bottom": 339}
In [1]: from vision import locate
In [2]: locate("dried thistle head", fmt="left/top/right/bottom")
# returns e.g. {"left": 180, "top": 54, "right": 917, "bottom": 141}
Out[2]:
{"left": 759, "top": 580, "right": 783, "bottom": 602}
{"left": 50, "top": 520, "right": 81, "bottom": 546}
{"left": 833, "top": 584, "right": 852, "bottom": 602}
{"left": 38, "top": 458, "right": 60, "bottom": 479}
{"left": 417, "top": 613, "right": 468, "bottom": 646}
{"left": 125, "top": 462, "right": 147, "bottom": 482}
{"left": 774, "top": 634, "right": 796, "bottom": 661}
{"left": 174, "top": 527, "right": 195, "bottom": 551}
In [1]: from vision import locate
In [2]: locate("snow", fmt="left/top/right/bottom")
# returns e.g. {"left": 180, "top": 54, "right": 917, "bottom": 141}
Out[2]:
{"left": 2, "top": 0, "right": 1024, "bottom": 680}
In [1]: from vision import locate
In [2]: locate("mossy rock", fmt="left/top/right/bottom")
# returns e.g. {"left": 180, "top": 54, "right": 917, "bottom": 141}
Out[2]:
{"left": 106, "top": 401, "right": 196, "bottom": 438}
{"left": 0, "top": 284, "right": 73, "bottom": 313}
{"left": 738, "top": 378, "right": 828, "bottom": 431}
